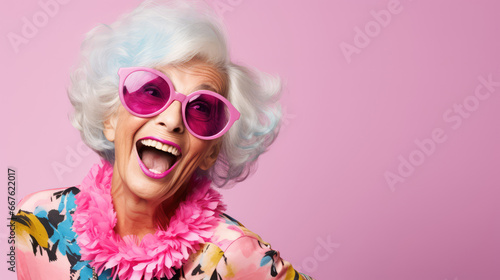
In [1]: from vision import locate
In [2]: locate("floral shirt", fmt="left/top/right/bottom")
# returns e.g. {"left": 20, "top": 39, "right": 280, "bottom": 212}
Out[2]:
{"left": 13, "top": 186, "right": 314, "bottom": 280}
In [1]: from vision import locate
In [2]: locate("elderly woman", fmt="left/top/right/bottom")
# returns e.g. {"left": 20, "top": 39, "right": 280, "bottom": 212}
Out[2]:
{"left": 14, "top": 1, "right": 313, "bottom": 280}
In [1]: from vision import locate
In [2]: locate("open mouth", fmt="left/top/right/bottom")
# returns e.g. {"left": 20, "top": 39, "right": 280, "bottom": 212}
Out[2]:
{"left": 136, "top": 137, "right": 182, "bottom": 179}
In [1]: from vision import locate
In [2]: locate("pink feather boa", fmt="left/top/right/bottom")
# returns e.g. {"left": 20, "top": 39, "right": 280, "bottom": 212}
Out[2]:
{"left": 72, "top": 161, "right": 226, "bottom": 280}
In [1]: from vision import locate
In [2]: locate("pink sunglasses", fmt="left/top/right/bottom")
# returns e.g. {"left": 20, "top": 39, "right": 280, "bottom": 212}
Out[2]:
{"left": 118, "top": 67, "right": 240, "bottom": 140}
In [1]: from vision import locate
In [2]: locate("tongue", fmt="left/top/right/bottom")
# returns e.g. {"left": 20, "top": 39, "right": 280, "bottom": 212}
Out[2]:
{"left": 141, "top": 148, "right": 176, "bottom": 174}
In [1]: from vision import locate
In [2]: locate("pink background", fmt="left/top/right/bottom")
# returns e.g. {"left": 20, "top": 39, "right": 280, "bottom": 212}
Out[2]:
{"left": 2, "top": 0, "right": 500, "bottom": 279}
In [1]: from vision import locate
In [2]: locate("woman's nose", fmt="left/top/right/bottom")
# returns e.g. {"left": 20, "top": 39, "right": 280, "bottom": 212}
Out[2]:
{"left": 154, "top": 101, "right": 185, "bottom": 134}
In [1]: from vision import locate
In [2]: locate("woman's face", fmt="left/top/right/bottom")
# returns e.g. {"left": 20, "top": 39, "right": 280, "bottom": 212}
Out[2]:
{"left": 103, "top": 61, "right": 226, "bottom": 202}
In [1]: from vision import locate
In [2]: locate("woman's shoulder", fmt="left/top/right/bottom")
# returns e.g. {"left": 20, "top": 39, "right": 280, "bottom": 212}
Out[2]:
{"left": 183, "top": 213, "right": 315, "bottom": 279}
{"left": 14, "top": 186, "right": 82, "bottom": 246}
{"left": 14, "top": 186, "right": 92, "bottom": 280}
{"left": 17, "top": 186, "right": 81, "bottom": 213}
{"left": 209, "top": 213, "right": 267, "bottom": 251}
{"left": 15, "top": 186, "right": 82, "bottom": 248}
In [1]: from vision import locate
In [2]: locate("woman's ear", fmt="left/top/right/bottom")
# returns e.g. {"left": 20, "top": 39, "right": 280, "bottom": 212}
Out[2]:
{"left": 199, "top": 141, "right": 221, "bottom": 170}
{"left": 103, "top": 114, "right": 118, "bottom": 142}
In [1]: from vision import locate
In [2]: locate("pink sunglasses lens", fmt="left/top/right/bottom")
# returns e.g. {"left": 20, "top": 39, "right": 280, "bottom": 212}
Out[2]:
{"left": 123, "top": 71, "right": 170, "bottom": 115}
{"left": 186, "top": 94, "right": 229, "bottom": 137}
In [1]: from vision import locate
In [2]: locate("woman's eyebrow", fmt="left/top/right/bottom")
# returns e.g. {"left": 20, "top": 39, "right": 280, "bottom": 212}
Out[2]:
{"left": 193, "top": 84, "right": 219, "bottom": 93}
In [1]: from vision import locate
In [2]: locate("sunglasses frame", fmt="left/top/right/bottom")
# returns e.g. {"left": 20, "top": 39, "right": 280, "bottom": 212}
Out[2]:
{"left": 118, "top": 67, "right": 240, "bottom": 140}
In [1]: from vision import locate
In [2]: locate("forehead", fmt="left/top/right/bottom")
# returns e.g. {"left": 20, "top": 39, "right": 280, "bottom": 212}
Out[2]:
{"left": 158, "top": 61, "right": 227, "bottom": 95}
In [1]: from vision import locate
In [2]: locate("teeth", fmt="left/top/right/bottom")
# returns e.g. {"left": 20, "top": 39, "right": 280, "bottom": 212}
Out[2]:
{"left": 149, "top": 168, "right": 162, "bottom": 174}
{"left": 140, "top": 139, "right": 180, "bottom": 156}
